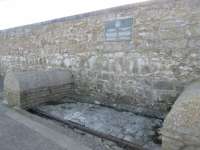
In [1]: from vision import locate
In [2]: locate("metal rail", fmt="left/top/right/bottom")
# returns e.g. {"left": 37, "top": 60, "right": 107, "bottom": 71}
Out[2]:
{"left": 29, "top": 108, "right": 148, "bottom": 150}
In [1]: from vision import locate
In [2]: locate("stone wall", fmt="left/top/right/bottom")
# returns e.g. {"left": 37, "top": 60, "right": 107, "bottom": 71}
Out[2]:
{"left": 0, "top": 0, "right": 200, "bottom": 117}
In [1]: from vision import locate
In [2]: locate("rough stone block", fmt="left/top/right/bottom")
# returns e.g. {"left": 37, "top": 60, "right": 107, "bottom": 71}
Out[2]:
{"left": 162, "top": 80, "right": 200, "bottom": 150}
{"left": 4, "top": 69, "right": 73, "bottom": 108}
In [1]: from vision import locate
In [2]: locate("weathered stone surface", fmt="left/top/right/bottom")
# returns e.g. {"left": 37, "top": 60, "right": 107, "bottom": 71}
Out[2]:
{"left": 37, "top": 101, "right": 162, "bottom": 150}
{"left": 162, "top": 80, "right": 200, "bottom": 150}
{"left": 0, "top": 0, "right": 200, "bottom": 116}
{"left": 4, "top": 69, "right": 73, "bottom": 108}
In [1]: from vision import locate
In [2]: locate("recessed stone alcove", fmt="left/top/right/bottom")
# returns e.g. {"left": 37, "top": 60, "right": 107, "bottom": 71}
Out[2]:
{"left": 4, "top": 69, "right": 200, "bottom": 150}
{"left": 4, "top": 69, "right": 163, "bottom": 150}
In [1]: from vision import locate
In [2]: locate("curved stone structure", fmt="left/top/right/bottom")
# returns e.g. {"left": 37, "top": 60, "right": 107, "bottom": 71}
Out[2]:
{"left": 162, "top": 81, "right": 200, "bottom": 150}
{"left": 4, "top": 69, "right": 73, "bottom": 108}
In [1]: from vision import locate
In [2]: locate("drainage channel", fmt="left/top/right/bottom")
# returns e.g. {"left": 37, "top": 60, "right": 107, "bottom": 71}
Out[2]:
{"left": 28, "top": 102, "right": 162, "bottom": 150}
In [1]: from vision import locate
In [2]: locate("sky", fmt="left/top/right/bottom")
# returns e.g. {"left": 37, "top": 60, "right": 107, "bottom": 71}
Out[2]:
{"left": 0, "top": 0, "right": 150, "bottom": 30}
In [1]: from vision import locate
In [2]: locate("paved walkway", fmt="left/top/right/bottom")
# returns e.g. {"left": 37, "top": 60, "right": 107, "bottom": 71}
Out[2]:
{"left": 0, "top": 104, "right": 91, "bottom": 150}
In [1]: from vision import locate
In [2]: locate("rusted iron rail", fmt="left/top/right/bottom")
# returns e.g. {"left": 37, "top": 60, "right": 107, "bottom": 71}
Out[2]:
{"left": 29, "top": 108, "right": 147, "bottom": 150}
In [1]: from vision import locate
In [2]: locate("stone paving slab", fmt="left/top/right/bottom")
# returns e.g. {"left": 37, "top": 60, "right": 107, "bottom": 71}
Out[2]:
{"left": 37, "top": 102, "right": 163, "bottom": 150}
{"left": 0, "top": 104, "right": 91, "bottom": 150}
{"left": 0, "top": 113, "right": 67, "bottom": 150}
